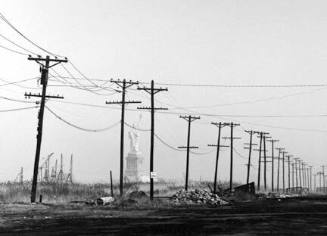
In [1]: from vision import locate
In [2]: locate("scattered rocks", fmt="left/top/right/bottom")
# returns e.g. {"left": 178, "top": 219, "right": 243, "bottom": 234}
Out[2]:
{"left": 171, "top": 189, "right": 228, "bottom": 206}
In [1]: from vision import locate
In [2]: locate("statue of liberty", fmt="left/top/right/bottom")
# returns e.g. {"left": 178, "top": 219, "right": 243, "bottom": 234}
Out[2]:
{"left": 125, "top": 114, "right": 143, "bottom": 181}
{"left": 128, "top": 130, "right": 140, "bottom": 153}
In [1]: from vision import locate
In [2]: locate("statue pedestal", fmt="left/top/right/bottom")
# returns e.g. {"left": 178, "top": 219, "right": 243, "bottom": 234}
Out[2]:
{"left": 125, "top": 151, "right": 143, "bottom": 181}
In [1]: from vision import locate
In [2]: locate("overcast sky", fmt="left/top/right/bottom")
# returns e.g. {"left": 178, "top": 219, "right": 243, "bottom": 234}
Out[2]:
{"left": 0, "top": 0, "right": 327, "bottom": 185}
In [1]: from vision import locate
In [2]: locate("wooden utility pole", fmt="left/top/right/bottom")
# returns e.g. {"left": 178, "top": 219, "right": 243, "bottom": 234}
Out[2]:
{"left": 138, "top": 80, "right": 168, "bottom": 200}
{"left": 110, "top": 170, "right": 114, "bottom": 197}
{"left": 267, "top": 139, "right": 278, "bottom": 192}
{"left": 257, "top": 132, "right": 263, "bottom": 191}
{"left": 322, "top": 166, "right": 326, "bottom": 192}
{"left": 69, "top": 154, "right": 73, "bottom": 183}
{"left": 244, "top": 130, "right": 258, "bottom": 185}
{"left": 282, "top": 151, "right": 287, "bottom": 192}
{"left": 292, "top": 162, "right": 295, "bottom": 188}
{"left": 106, "top": 79, "right": 141, "bottom": 197}
{"left": 223, "top": 123, "right": 240, "bottom": 192}
{"left": 309, "top": 166, "right": 313, "bottom": 191}
{"left": 317, "top": 171, "right": 323, "bottom": 192}
{"left": 298, "top": 159, "right": 302, "bottom": 188}
{"left": 287, "top": 155, "right": 292, "bottom": 190}
{"left": 208, "top": 122, "right": 228, "bottom": 194}
{"left": 26, "top": 55, "right": 67, "bottom": 203}
{"left": 178, "top": 115, "right": 200, "bottom": 191}
{"left": 276, "top": 148, "right": 284, "bottom": 192}
{"left": 58, "top": 154, "right": 64, "bottom": 183}
{"left": 254, "top": 131, "right": 269, "bottom": 191}
{"left": 262, "top": 135, "right": 271, "bottom": 191}
{"left": 302, "top": 163, "right": 306, "bottom": 188}
{"left": 294, "top": 158, "right": 300, "bottom": 188}
{"left": 54, "top": 159, "right": 58, "bottom": 181}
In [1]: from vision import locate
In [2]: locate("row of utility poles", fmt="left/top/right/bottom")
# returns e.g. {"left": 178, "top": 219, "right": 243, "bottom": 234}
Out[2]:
{"left": 179, "top": 120, "right": 240, "bottom": 194}
{"left": 243, "top": 130, "right": 317, "bottom": 193}
{"left": 26, "top": 55, "right": 326, "bottom": 203}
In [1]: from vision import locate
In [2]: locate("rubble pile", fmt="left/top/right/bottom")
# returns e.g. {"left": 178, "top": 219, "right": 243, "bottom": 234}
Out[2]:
{"left": 171, "top": 189, "right": 228, "bottom": 206}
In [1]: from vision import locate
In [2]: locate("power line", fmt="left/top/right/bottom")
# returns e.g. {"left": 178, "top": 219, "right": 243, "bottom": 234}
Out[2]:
{"left": 124, "top": 122, "right": 150, "bottom": 132}
{"left": 233, "top": 147, "right": 247, "bottom": 160}
{"left": 0, "top": 95, "right": 34, "bottom": 104}
{"left": 0, "top": 77, "right": 38, "bottom": 88}
{"left": 0, "top": 32, "right": 38, "bottom": 55}
{"left": 154, "top": 87, "right": 326, "bottom": 110}
{"left": 0, "top": 106, "right": 38, "bottom": 113}
{"left": 51, "top": 98, "right": 327, "bottom": 120}
{"left": 48, "top": 99, "right": 327, "bottom": 134}
{"left": 236, "top": 120, "right": 327, "bottom": 134}
{"left": 69, "top": 61, "right": 104, "bottom": 88}
{"left": 145, "top": 82, "right": 327, "bottom": 88}
{"left": 49, "top": 69, "right": 117, "bottom": 96}
{"left": 0, "top": 43, "right": 29, "bottom": 56}
{"left": 0, "top": 12, "right": 64, "bottom": 58}
{"left": 45, "top": 106, "right": 120, "bottom": 132}
{"left": 154, "top": 133, "right": 184, "bottom": 152}
{"left": 61, "top": 64, "right": 83, "bottom": 86}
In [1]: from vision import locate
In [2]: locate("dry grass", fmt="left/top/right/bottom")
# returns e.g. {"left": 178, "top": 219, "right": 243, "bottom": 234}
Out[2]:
{"left": 0, "top": 182, "right": 111, "bottom": 203}
{"left": 0, "top": 180, "right": 237, "bottom": 204}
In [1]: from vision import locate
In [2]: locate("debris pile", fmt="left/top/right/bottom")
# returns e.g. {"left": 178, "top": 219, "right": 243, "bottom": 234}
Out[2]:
{"left": 171, "top": 189, "right": 228, "bottom": 206}
{"left": 96, "top": 196, "right": 115, "bottom": 205}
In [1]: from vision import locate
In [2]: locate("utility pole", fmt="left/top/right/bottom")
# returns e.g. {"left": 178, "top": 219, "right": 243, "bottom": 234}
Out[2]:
{"left": 208, "top": 122, "right": 228, "bottom": 194}
{"left": 298, "top": 159, "right": 302, "bottom": 188}
{"left": 110, "top": 170, "right": 114, "bottom": 197}
{"left": 302, "top": 163, "right": 306, "bottom": 188}
{"left": 306, "top": 165, "right": 309, "bottom": 189}
{"left": 263, "top": 135, "right": 268, "bottom": 191}
{"left": 267, "top": 139, "right": 278, "bottom": 192}
{"left": 292, "top": 162, "right": 295, "bottom": 188}
{"left": 301, "top": 162, "right": 306, "bottom": 188}
{"left": 262, "top": 135, "right": 272, "bottom": 191}
{"left": 322, "top": 166, "right": 326, "bottom": 192}
{"left": 106, "top": 79, "right": 141, "bottom": 197}
{"left": 276, "top": 148, "right": 284, "bottom": 192}
{"left": 26, "top": 55, "right": 67, "bottom": 203}
{"left": 244, "top": 130, "right": 258, "bottom": 185}
{"left": 309, "top": 166, "right": 313, "bottom": 191}
{"left": 294, "top": 158, "right": 300, "bottom": 188}
{"left": 256, "top": 132, "right": 263, "bottom": 191}
{"left": 69, "top": 154, "right": 73, "bottom": 183}
{"left": 138, "top": 80, "right": 168, "bottom": 200}
{"left": 254, "top": 132, "right": 269, "bottom": 191}
{"left": 282, "top": 151, "right": 287, "bottom": 192}
{"left": 223, "top": 123, "right": 240, "bottom": 192}
{"left": 58, "top": 154, "right": 64, "bottom": 183}
{"left": 314, "top": 173, "right": 318, "bottom": 192}
{"left": 54, "top": 159, "right": 58, "bottom": 181}
{"left": 317, "top": 171, "right": 323, "bottom": 192}
{"left": 287, "top": 155, "right": 292, "bottom": 191}
{"left": 178, "top": 115, "right": 200, "bottom": 191}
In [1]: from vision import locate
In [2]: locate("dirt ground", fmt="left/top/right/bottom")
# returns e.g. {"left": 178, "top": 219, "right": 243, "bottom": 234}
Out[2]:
{"left": 1, "top": 198, "right": 327, "bottom": 235}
